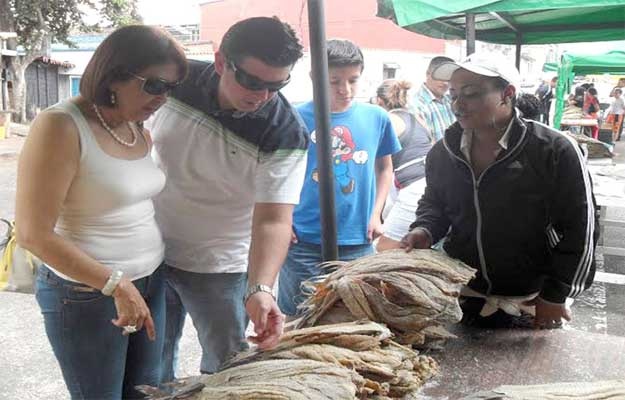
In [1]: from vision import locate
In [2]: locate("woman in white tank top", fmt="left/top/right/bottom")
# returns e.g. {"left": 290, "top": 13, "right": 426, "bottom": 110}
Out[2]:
{"left": 15, "top": 25, "right": 187, "bottom": 400}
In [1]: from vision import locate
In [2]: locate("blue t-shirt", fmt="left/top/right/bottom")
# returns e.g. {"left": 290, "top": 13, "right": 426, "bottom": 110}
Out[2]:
{"left": 293, "top": 101, "right": 401, "bottom": 245}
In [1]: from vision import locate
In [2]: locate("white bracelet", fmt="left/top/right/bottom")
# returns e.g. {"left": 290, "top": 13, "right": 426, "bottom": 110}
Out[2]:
{"left": 101, "top": 270, "right": 123, "bottom": 296}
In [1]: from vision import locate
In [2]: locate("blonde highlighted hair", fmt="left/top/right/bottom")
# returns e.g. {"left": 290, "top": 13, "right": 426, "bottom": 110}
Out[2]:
{"left": 376, "top": 79, "right": 412, "bottom": 110}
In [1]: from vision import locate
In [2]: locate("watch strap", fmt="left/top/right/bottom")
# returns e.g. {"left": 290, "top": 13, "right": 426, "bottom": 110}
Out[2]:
{"left": 244, "top": 284, "right": 275, "bottom": 304}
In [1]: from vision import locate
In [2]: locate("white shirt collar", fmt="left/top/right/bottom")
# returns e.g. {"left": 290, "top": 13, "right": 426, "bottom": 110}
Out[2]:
{"left": 460, "top": 117, "right": 514, "bottom": 163}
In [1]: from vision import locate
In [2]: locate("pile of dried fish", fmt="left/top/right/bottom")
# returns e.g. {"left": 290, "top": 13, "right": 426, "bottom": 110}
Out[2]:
{"left": 197, "top": 359, "right": 361, "bottom": 400}
{"left": 141, "top": 321, "right": 436, "bottom": 400}
{"left": 296, "top": 249, "right": 475, "bottom": 346}
{"left": 566, "top": 131, "right": 613, "bottom": 158}
{"left": 223, "top": 321, "right": 438, "bottom": 399}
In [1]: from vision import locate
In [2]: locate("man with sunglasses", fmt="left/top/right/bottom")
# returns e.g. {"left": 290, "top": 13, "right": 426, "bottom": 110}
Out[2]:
{"left": 400, "top": 54, "right": 598, "bottom": 331}
{"left": 147, "top": 17, "right": 308, "bottom": 379}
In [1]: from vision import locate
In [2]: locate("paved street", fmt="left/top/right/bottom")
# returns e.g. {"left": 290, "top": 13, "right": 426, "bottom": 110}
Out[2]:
{"left": 0, "top": 133, "right": 202, "bottom": 400}
{"left": 1, "top": 131, "right": 625, "bottom": 399}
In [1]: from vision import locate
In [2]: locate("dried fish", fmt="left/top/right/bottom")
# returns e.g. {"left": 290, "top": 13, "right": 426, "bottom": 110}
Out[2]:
{"left": 222, "top": 321, "right": 438, "bottom": 399}
{"left": 198, "top": 359, "right": 361, "bottom": 400}
{"left": 296, "top": 249, "right": 475, "bottom": 346}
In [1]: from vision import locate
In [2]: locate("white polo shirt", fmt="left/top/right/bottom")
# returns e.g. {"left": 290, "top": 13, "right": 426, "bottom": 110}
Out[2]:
{"left": 149, "top": 61, "right": 308, "bottom": 274}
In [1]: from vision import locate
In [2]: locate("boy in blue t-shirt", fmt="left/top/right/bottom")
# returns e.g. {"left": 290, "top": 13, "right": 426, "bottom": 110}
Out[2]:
{"left": 278, "top": 39, "right": 401, "bottom": 317}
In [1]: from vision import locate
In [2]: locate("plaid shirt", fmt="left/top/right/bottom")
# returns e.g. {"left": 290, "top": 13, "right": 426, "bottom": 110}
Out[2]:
{"left": 412, "top": 83, "right": 456, "bottom": 141}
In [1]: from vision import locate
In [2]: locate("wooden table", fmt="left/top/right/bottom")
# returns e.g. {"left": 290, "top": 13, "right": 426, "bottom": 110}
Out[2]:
{"left": 561, "top": 118, "right": 598, "bottom": 127}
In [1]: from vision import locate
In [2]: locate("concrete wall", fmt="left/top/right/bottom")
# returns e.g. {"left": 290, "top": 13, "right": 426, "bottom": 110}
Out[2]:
{"left": 199, "top": 0, "right": 445, "bottom": 54}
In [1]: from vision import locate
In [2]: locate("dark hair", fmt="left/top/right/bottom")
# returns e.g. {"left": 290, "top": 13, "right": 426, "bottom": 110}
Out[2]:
{"left": 572, "top": 86, "right": 586, "bottom": 106}
{"left": 219, "top": 16, "right": 303, "bottom": 67}
{"left": 516, "top": 93, "right": 542, "bottom": 121}
{"left": 491, "top": 76, "right": 517, "bottom": 108}
{"left": 327, "top": 39, "right": 364, "bottom": 71}
{"left": 427, "top": 56, "right": 454, "bottom": 74}
{"left": 80, "top": 25, "right": 188, "bottom": 107}
{"left": 588, "top": 87, "right": 598, "bottom": 96}
{"left": 376, "top": 79, "right": 411, "bottom": 110}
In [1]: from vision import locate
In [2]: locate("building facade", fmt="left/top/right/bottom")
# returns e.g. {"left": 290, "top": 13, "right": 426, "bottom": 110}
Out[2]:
{"left": 199, "top": 0, "right": 451, "bottom": 103}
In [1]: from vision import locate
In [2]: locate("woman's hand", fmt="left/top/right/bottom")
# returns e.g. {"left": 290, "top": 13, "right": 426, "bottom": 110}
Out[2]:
{"left": 367, "top": 214, "right": 384, "bottom": 242}
{"left": 110, "top": 278, "right": 155, "bottom": 340}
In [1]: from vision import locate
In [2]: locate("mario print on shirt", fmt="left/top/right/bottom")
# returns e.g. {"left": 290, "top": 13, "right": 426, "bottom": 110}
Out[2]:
{"left": 310, "top": 126, "right": 368, "bottom": 194}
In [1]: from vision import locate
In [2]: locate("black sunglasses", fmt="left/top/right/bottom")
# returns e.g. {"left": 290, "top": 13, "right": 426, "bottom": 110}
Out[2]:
{"left": 130, "top": 72, "right": 180, "bottom": 96}
{"left": 228, "top": 61, "right": 290, "bottom": 92}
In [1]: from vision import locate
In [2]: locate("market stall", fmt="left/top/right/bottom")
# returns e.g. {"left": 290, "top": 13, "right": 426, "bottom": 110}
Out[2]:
{"left": 552, "top": 50, "right": 625, "bottom": 129}
{"left": 376, "top": 0, "right": 625, "bottom": 68}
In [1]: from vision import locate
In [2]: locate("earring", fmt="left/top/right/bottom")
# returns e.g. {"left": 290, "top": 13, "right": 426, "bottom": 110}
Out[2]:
{"left": 110, "top": 91, "right": 117, "bottom": 106}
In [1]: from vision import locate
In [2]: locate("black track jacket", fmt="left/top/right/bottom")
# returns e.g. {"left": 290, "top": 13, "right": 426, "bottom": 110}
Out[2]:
{"left": 411, "top": 113, "right": 598, "bottom": 304}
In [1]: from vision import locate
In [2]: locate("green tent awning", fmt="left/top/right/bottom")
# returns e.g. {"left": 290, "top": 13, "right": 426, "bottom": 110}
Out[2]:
{"left": 542, "top": 62, "right": 558, "bottom": 73}
{"left": 377, "top": 0, "right": 625, "bottom": 45}
{"left": 553, "top": 50, "right": 625, "bottom": 129}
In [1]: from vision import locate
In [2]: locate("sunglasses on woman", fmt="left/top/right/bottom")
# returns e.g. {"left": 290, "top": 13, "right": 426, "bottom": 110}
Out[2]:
{"left": 130, "top": 72, "right": 180, "bottom": 96}
{"left": 228, "top": 61, "right": 290, "bottom": 92}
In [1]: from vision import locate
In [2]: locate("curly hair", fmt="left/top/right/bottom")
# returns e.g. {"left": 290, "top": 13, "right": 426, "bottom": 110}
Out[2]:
{"left": 516, "top": 93, "right": 542, "bottom": 121}
{"left": 376, "top": 79, "right": 412, "bottom": 110}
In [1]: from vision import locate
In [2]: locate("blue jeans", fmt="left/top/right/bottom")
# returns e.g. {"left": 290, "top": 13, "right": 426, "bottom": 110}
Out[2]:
{"left": 35, "top": 264, "right": 166, "bottom": 400}
{"left": 278, "top": 242, "right": 374, "bottom": 316}
{"left": 161, "top": 266, "right": 248, "bottom": 380}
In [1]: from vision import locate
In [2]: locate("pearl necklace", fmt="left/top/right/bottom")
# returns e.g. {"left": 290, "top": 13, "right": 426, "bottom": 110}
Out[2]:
{"left": 92, "top": 104, "right": 137, "bottom": 147}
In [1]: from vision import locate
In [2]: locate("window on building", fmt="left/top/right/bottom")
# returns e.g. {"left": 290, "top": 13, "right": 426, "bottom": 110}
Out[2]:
{"left": 70, "top": 76, "right": 81, "bottom": 97}
{"left": 383, "top": 62, "right": 399, "bottom": 80}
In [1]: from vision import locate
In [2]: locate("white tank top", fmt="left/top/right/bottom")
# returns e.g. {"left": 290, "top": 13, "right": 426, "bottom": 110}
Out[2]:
{"left": 48, "top": 101, "right": 166, "bottom": 281}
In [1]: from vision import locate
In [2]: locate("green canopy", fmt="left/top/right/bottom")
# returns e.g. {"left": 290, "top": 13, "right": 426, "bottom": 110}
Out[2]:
{"left": 553, "top": 50, "right": 625, "bottom": 129}
{"left": 543, "top": 62, "right": 558, "bottom": 73}
{"left": 377, "top": 0, "right": 625, "bottom": 45}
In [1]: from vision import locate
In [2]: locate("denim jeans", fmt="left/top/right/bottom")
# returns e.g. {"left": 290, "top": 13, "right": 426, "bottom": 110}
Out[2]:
{"left": 278, "top": 242, "right": 374, "bottom": 316}
{"left": 35, "top": 264, "right": 166, "bottom": 400}
{"left": 161, "top": 265, "right": 248, "bottom": 380}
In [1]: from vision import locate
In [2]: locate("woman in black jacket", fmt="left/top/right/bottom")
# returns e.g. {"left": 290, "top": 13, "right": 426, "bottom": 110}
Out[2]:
{"left": 401, "top": 55, "right": 597, "bottom": 330}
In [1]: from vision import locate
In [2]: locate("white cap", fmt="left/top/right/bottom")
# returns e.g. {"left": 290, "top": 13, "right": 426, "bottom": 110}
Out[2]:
{"left": 432, "top": 53, "right": 521, "bottom": 89}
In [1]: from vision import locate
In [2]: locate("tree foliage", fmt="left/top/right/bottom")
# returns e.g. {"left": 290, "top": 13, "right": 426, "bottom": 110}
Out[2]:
{"left": 0, "top": 0, "right": 141, "bottom": 121}
{"left": 7, "top": 0, "right": 141, "bottom": 52}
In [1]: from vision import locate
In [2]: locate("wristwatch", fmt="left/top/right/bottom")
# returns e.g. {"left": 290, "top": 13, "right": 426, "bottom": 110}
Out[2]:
{"left": 243, "top": 284, "right": 275, "bottom": 304}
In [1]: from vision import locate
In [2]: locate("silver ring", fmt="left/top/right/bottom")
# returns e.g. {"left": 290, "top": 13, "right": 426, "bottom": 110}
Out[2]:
{"left": 123, "top": 325, "right": 137, "bottom": 334}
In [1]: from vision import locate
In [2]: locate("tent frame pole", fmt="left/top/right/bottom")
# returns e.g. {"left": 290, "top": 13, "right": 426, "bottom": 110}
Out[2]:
{"left": 465, "top": 13, "right": 476, "bottom": 55}
{"left": 307, "top": 0, "right": 339, "bottom": 261}
{"left": 515, "top": 32, "right": 522, "bottom": 70}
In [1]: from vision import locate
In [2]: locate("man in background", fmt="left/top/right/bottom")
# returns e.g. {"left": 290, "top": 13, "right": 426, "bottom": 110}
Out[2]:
{"left": 412, "top": 56, "right": 456, "bottom": 141}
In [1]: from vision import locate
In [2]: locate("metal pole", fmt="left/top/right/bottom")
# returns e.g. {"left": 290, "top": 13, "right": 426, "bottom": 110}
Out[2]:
{"left": 515, "top": 32, "right": 522, "bottom": 70}
{"left": 465, "top": 13, "right": 476, "bottom": 55}
{"left": 307, "top": 0, "right": 338, "bottom": 261}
